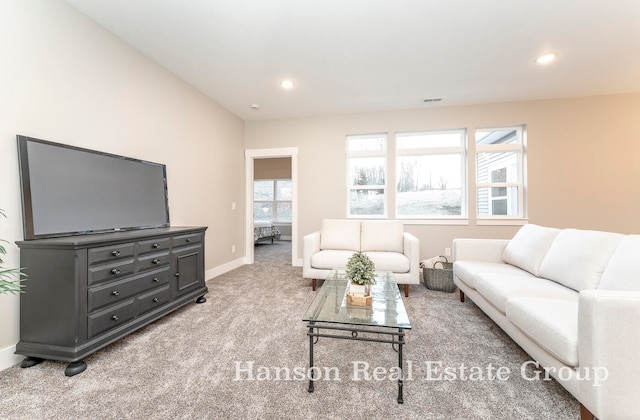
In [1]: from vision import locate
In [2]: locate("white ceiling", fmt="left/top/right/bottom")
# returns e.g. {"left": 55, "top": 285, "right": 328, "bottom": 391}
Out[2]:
{"left": 66, "top": 0, "right": 640, "bottom": 121}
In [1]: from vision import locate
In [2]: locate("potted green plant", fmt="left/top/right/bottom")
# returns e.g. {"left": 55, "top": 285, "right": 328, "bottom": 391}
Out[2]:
{"left": 345, "top": 252, "right": 375, "bottom": 305}
{"left": 0, "top": 209, "right": 25, "bottom": 294}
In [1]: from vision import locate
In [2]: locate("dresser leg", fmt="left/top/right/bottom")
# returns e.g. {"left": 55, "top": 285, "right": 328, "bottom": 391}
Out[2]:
{"left": 65, "top": 360, "right": 87, "bottom": 377}
{"left": 196, "top": 295, "right": 207, "bottom": 303}
{"left": 20, "top": 356, "right": 44, "bottom": 368}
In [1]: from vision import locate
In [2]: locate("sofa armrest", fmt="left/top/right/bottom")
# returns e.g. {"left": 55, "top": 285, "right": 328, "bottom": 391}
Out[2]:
{"left": 578, "top": 289, "right": 640, "bottom": 419}
{"left": 403, "top": 232, "right": 420, "bottom": 284}
{"left": 303, "top": 231, "right": 321, "bottom": 277}
{"left": 452, "top": 238, "right": 509, "bottom": 263}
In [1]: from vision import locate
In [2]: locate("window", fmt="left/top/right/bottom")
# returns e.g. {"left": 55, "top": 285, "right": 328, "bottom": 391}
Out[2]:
{"left": 395, "top": 130, "right": 466, "bottom": 218}
{"left": 346, "top": 134, "right": 387, "bottom": 217}
{"left": 253, "top": 179, "right": 292, "bottom": 222}
{"left": 476, "top": 126, "right": 526, "bottom": 219}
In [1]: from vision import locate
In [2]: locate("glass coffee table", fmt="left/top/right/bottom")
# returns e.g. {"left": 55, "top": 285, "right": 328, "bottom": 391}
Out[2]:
{"left": 302, "top": 270, "right": 411, "bottom": 403}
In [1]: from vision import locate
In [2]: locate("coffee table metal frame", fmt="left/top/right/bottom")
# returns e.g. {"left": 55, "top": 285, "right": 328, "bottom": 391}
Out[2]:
{"left": 303, "top": 270, "right": 411, "bottom": 403}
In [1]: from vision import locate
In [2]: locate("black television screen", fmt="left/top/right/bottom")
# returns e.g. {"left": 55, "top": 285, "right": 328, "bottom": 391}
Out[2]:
{"left": 17, "top": 135, "right": 170, "bottom": 240}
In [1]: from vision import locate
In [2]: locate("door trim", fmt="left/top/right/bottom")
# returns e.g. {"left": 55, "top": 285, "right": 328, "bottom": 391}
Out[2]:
{"left": 244, "top": 147, "right": 299, "bottom": 266}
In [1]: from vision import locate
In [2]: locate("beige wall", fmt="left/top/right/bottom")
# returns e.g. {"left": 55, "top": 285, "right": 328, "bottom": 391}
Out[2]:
{"left": 245, "top": 93, "right": 640, "bottom": 259}
{"left": 0, "top": 0, "right": 245, "bottom": 368}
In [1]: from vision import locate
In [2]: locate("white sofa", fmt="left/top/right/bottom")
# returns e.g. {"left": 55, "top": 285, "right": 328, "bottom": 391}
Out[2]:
{"left": 303, "top": 219, "right": 420, "bottom": 296}
{"left": 453, "top": 224, "right": 640, "bottom": 420}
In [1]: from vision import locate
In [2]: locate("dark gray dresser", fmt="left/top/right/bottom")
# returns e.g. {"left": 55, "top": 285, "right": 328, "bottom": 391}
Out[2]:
{"left": 15, "top": 226, "right": 208, "bottom": 376}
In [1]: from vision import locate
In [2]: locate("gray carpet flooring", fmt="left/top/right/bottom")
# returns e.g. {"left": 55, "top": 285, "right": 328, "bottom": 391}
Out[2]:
{"left": 0, "top": 241, "right": 580, "bottom": 419}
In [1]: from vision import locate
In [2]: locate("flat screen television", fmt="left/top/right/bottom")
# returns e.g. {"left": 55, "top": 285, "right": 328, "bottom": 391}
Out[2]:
{"left": 17, "top": 135, "right": 170, "bottom": 240}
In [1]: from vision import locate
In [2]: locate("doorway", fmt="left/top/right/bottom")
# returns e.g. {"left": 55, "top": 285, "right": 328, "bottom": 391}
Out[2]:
{"left": 245, "top": 148, "right": 299, "bottom": 266}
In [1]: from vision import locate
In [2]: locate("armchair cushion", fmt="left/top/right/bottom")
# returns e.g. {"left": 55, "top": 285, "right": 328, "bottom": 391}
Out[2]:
{"left": 363, "top": 251, "right": 410, "bottom": 273}
{"left": 310, "top": 250, "right": 355, "bottom": 270}
{"left": 361, "top": 220, "right": 404, "bottom": 253}
{"left": 320, "top": 219, "right": 361, "bottom": 251}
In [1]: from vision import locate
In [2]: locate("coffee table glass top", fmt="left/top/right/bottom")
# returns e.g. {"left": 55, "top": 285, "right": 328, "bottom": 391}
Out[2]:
{"left": 303, "top": 270, "right": 411, "bottom": 329}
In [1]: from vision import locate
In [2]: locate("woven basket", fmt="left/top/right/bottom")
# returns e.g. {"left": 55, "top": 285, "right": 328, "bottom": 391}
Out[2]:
{"left": 423, "top": 257, "right": 455, "bottom": 293}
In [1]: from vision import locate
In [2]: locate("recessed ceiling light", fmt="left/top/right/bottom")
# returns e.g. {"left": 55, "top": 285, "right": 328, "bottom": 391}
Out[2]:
{"left": 250, "top": 104, "right": 260, "bottom": 111}
{"left": 281, "top": 80, "right": 295, "bottom": 89}
{"left": 535, "top": 53, "right": 557, "bottom": 64}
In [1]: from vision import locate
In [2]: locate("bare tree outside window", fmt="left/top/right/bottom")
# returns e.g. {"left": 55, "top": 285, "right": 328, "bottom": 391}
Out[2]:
{"left": 396, "top": 131, "right": 465, "bottom": 217}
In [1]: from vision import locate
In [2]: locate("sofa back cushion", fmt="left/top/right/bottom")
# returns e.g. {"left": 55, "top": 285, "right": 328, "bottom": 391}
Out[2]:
{"left": 539, "top": 229, "right": 624, "bottom": 291}
{"left": 599, "top": 235, "right": 640, "bottom": 290}
{"left": 361, "top": 221, "right": 404, "bottom": 253}
{"left": 501, "top": 224, "right": 560, "bottom": 276}
{"left": 320, "top": 219, "right": 361, "bottom": 251}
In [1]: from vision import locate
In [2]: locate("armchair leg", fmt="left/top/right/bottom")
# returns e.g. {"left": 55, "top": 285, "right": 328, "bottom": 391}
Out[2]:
{"left": 459, "top": 290, "right": 465, "bottom": 302}
{"left": 404, "top": 284, "right": 409, "bottom": 297}
{"left": 312, "top": 279, "right": 316, "bottom": 291}
{"left": 579, "top": 403, "right": 594, "bottom": 420}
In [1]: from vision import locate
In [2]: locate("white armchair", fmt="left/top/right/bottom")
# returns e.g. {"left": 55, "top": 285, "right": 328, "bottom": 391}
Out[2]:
{"left": 303, "top": 219, "right": 420, "bottom": 296}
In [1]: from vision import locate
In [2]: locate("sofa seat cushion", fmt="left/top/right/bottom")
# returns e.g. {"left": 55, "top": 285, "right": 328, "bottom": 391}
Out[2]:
{"left": 501, "top": 224, "right": 560, "bottom": 276}
{"left": 453, "top": 261, "right": 532, "bottom": 290}
{"left": 320, "top": 219, "right": 361, "bottom": 251}
{"left": 539, "top": 228, "right": 624, "bottom": 291}
{"left": 310, "top": 250, "right": 356, "bottom": 270}
{"left": 599, "top": 235, "right": 640, "bottom": 291}
{"left": 506, "top": 297, "right": 579, "bottom": 367}
{"left": 364, "top": 251, "right": 410, "bottom": 273}
{"left": 361, "top": 221, "right": 404, "bottom": 253}
{"left": 475, "top": 273, "right": 577, "bottom": 314}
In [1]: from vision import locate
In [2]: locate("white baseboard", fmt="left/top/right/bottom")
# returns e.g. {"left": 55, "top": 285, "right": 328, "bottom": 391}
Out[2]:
{"left": 205, "top": 257, "right": 245, "bottom": 281}
{"left": 0, "top": 344, "right": 22, "bottom": 371}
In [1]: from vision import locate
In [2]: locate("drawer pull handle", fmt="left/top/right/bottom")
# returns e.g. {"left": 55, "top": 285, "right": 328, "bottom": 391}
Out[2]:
{"left": 111, "top": 269, "right": 120, "bottom": 275}
{"left": 153, "top": 298, "right": 159, "bottom": 303}
{"left": 112, "top": 290, "right": 119, "bottom": 296}
{"left": 112, "top": 315, "right": 119, "bottom": 321}
{"left": 175, "top": 272, "right": 180, "bottom": 277}
{"left": 186, "top": 238, "right": 192, "bottom": 243}
{"left": 153, "top": 277, "right": 159, "bottom": 282}
{"left": 111, "top": 250, "right": 120, "bottom": 257}
{"left": 152, "top": 243, "right": 160, "bottom": 248}
{"left": 152, "top": 258, "right": 161, "bottom": 264}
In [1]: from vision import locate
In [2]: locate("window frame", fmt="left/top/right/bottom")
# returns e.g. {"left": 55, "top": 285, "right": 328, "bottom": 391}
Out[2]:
{"left": 346, "top": 133, "right": 388, "bottom": 218}
{"left": 394, "top": 129, "right": 468, "bottom": 220}
{"left": 475, "top": 125, "right": 527, "bottom": 223}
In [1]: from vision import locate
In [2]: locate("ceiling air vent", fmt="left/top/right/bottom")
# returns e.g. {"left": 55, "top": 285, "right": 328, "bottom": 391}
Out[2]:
{"left": 423, "top": 98, "right": 443, "bottom": 103}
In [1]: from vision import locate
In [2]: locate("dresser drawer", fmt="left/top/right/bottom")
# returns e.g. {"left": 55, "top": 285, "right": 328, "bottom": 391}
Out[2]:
{"left": 88, "top": 259, "right": 135, "bottom": 285}
{"left": 88, "top": 300, "right": 135, "bottom": 339}
{"left": 138, "top": 252, "right": 170, "bottom": 271}
{"left": 136, "top": 285, "right": 171, "bottom": 316}
{"left": 137, "top": 237, "right": 171, "bottom": 255}
{"left": 88, "top": 243, "right": 134, "bottom": 265}
{"left": 88, "top": 268, "right": 170, "bottom": 312}
{"left": 171, "top": 233, "right": 202, "bottom": 248}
